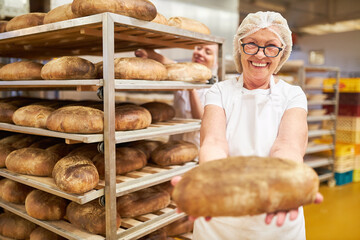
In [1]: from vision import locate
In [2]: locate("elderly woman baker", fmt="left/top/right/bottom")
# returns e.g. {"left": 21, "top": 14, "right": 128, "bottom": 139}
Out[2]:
{"left": 172, "top": 11, "right": 323, "bottom": 239}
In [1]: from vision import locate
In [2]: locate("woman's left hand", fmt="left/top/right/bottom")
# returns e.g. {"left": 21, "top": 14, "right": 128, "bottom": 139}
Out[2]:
{"left": 265, "top": 192, "right": 324, "bottom": 226}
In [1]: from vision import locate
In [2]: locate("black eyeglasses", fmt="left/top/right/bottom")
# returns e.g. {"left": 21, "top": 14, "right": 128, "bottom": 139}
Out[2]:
{"left": 241, "top": 42, "right": 283, "bottom": 58}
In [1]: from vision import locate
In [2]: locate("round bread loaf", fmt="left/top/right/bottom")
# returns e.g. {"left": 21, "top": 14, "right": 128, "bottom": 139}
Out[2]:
{"left": 141, "top": 101, "right": 175, "bottom": 123}
{"left": 0, "top": 178, "right": 33, "bottom": 204}
{"left": 41, "top": 56, "right": 97, "bottom": 80}
{"left": 127, "top": 140, "right": 162, "bottom": 160}
{"left": 172, "top": 156, "right": 320, "bottom": 217}
{"left": 162, "top": 216, "right": 194, "bottom": 236}
{"left": 116, "top": 187, "right": 170, "bottom": 217}
{"left": 25, "top": 189, "right": 68, "bottom": 220}
{"left": 165, "top": 62, "right": 212, "bottom": 83}
{"left": 93, "top": 147, "right": 147, "bottom": 178}
{"left": 115, "top": 105, "right": 152, "bottom": 131}
{"left": 12, "top": 105, "right": 55, "bottom": 128}
{"left": 66, "top": 200, "right": 121, "bottom": 235}
{"left": 29, "top": 138, "right": 62, "bottom": 149}
{"left": 150, "top": 140, "right": 198, "bottom": 166}
{"left": 46, "top": 106, "right": 103, "bottom": 133}
{"left": 5, "top": 148, "right": 60, "bottom": 176}
{"left": 43, "top": 4, "right": 78, "bottom": 24}
{"left": 11, "top": 135, "right": 43, "bottom": 149}
{"left": 0, "top": 102, "right": 17, "bottom": 123}
{"left": 152, "top": 12, "right": 168, "bottom": 25}
{"left": 30, "top": 227, "right": 66, "bottom": 240}
{"left": 46, "top": 143, "right": 77, "bottom": 158}
{"left": 0, "top": 212, "right": 37, "bottom": 239}
{"left": 52, "top": 155, "right": 99, "bottom": 194}
{"left": 168, "top": 17, "right": 211, "bottom": 35}
{"left": 0, "top": 144, "right": 15, "bottom": 167}
{"left": 71, "top": 0, "right": 157, "bottom": 21}
{"left": 0, "top": 61, "right": 43, "bottom": 81}
{"left": 0, "top": 21, "right": 7, "bottom": 33}
{"left": 66, "top": 143, "right": 99, "bottom": 159}
{"left": 6, "top": 13, "right": 46, "bottom": 31}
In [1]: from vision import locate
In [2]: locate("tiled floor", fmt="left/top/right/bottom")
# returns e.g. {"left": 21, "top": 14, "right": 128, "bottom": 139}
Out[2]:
{"left": 304, "top": 182, "right": 360, "bottom": 240}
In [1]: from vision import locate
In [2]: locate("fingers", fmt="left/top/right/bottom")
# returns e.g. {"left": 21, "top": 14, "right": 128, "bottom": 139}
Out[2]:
{"left": 171, "top": 176, "right": 182, "bottom": 187}
{"left": 265, "top": 209, "right": 299, "bottom": 226}
{"left": 275, "top": 211, "right": 287, "bottom": 226}
{"left": 314, "top": 192, "right": 324, "bottom": 204}
{"left": 265, "top": 213, "right": 275, "bottom": 225}
{"left": 289, "top": 209, "right": 298, "bottom": 221}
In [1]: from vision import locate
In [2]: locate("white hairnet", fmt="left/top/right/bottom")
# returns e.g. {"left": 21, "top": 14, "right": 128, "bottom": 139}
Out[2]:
{"left": 233, "top": 11, "right": 292, "bottom": 74}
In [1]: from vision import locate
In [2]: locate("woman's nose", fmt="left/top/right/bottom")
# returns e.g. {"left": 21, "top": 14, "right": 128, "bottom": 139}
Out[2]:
{"left": 254, "top": 48, "right": 266, "bottom": 58}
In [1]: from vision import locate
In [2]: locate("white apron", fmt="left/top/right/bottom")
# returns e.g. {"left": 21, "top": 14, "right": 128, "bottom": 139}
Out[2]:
{"left": 193, "top": 75, "right": 306, "bottom": 240}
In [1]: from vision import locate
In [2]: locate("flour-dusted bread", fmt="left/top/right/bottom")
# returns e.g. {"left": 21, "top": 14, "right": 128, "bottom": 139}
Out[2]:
{"left": 152, "top": 12, "right": 168, "bottom": 25}
{"left": 162, "top": 216, "right": 194, "bottom": 236}
{"left": 127, "top": 140, "right": 163, "bottom": 160}
{"left": 0, "top": 212, "right": 37, "bottom": 239}
{"left": 5, "top": 148, "right": 60, "bottom": 176}
{"left": 6, "top": 13, "right": 46, "bottom": 31}
{"left": 0, "top": 144, "right": 15, "bottom": 167}
{"left": 117, "top": 187, "right": 170, "bottom": 217}
{"left": 168, "top": 17, "right": 211, "bottom": 34}
{"left": 0, "top": 102, "right": 18, "bottom": 123}
{"left": 0, "top": 179, "right": 33, "bottom": 204}
{"left": 71, "top": 0, "right": 157, "bottom": 21}
{"left": 12, "top": 105, "right": 56, "bottom": 128}
{"left": 52, "top": 155, "right": 99, "bottom": 194}
{"left": 30, "top": 227, "right": 66, "bottom": 240}
{"left": 25, "top": 190, "right": 68, "bottom": 220}
{"left": 173, "top": 156, "right": 320, "bottom": 217}
{"left": 0, "top": 21, "right": 7, "bottom": 33}
{"left": 151, "top": 140, "right": 198, "bottom": 166}
{"left": 0, "top": 61, "right": 43, "bottom": 80}
{"left": 46, "top": 106, "right": 103, "bottom": 133}
{"left": 166, "top": 62, "right": 212, "bottom": 83}
{"left": 93, "top": 147, "right": 147, "bottom": 178}
{"left": 115, "top": 104, "right": 152, "bottom": 131}
{"left": 141, "top": 101, "right": 175, "bottom": 123}
{"left": 41, "top": 56, "right": 97, "bottom": 80}
{"left": 43, "top": 4, "right": 78, "bottom": 24}
{"left": 66, "top": 200, "right": 121, "bottom": 235}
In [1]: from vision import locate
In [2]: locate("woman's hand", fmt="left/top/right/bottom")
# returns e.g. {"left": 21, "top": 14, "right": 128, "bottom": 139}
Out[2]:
{"left": 265, "top": 192, "right": 324, "bottom": 226}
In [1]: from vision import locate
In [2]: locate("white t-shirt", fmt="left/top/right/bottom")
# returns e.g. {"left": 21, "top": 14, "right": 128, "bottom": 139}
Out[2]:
{"left": 193, "top": 75, "right": 308, "bottom": 240}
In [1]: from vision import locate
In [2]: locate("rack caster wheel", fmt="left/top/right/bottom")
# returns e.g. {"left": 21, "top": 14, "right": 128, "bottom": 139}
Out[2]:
{"left": 97, "top": 86, "right": 104, "bottom": 100}
{"left": 99, "top": 196, "right": 105, "bottom": 207}
{"left": 97, "top": 142, "right": 104, "bottom": 153}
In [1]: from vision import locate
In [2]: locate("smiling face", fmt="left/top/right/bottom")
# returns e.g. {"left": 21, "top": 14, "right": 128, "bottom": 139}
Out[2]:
{"left": 240, "top": 28, "right": 283, "bottom": 89}
{"left": 192, "top": 44, "right": 218, "bottom": 69}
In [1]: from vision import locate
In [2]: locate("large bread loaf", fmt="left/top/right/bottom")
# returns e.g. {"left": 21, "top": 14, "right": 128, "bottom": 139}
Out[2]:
{"left": 166, "top": 62, "right": 212, "bottom": 83}
{"left": 127, "top": 140, "right": 162, "bottom": 160}
{"left": 141, "top": 101, "right": 175, "bottom": 123}
{"left": 115, "top": 105, "right": 152, "bottom": 131}
{"left": 43, "top": 4, "right": 78, "bottom": 24}
{"left": 25, "top": 190, "right": 68, "bottom": 220}
{"left": 93, "top": 147, "right": 147, "bottom": 178}
{"left": 41, "top": 56, "right": 97, "bottom": 80}
{"left": 6, "top": 13, "right": 46, "bottom": 31}
{"left": 12, "top": 105, "right": 55, "bottom": 128}
{"left": 46, "top": 143, "right": 77, "bottom": 158}
{"left": 0, "top": 61, "right": 43, "bottom": 80}
{"left": 71, "top": 0, "right": 157, "bottom": 21}
{"left": 168, "top": 17, "right": 211, "bottom": 35}
{"left": 0, "top": 212, "right": 37, "bottom": 239}
{"left": 66, "top": 200, "right": 121, "bottom": 235}
{"left": 5, "top": 148, "right": 60, "bottom": 176}
{"left": 117, "top": 187, "right": 170, "bottom": 217}
{"left": 0, "top": 144, "right": 15, "bottom": 167}
{"left": 151, "top": 140, "right": 198, "bottom": 166}
{"left": 0, "top": 103, "right": 17, "bottom": 123}
{"left": 172, "top": 156, "right": 320, "bottom": 217}
{"left": 52, "top": 155, "right": 99, "bottom": 194}
{"left": 0, "top": 179, "right": 33, "bottom": 204}
{"left": 162, "top": 216, "right": 193, "bottom": 236}
{"left": 30, "top": 227, "right": 66, "bottom": 240}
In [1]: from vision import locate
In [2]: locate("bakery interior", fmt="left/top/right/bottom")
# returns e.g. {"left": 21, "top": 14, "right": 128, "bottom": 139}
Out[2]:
{"left": 0, "top": 0, "right": 359, "bottom": 239}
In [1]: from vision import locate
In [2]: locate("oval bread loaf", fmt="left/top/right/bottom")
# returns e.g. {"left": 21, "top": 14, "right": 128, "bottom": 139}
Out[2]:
{"left": 66, "top": 143, "right": 99, "bottom": 159}
{"left": 30, "top": 227, "right": 66, "bottom": 240}
{"left": 141, "top": 101, "right": 175, "bottom": 123}
{"left": 71, "top": 0, "right": 157, "bottom": 21}
{"left": 25, "top": 190, "right": 68, "bottom": 220}
{"left": 115, "top": 105, "right": 152, "bottom": 131}
{"left": 6, "top": 13, "right": 46, "bottom": 31}
{"left": 43, "top": 4, "right": 77, "bottom": 24}
{"left": 0, "top": 102, "right": 17, "bottom": 123}
{"left": 168, "top": 17, "right": 211, "bottom": 34}
{"left": 127, "top": 140, "right": 162, "bottom": 160}
{"left": 12, "top": 105, "right": 55, "bottom": 128}
{"left": 151, "top": 140, "right": 198, "bottom": 166}
{"left": 152, "top": 12, "right": 168, "bottom": 25}
{"left": 0, "top": 61, "right": 43, "bottom": 80}
{"left": 0, "top": 212, "right": 37, "bottom": 239}
{"left": 166, "top": 62, "right": 212, "bottom": 83}
{"left": 66, "top": 200, "right": 121, "bottom": 235}
{"left": 172, "top": 156, "right": 320, "bottom": 217}
{"left": 0, "top": 179, "right": 33, "bottom": 204}
{"left": 11, "top": 135, "right": 43, "bottom": 149}
{"left": 0, "top": 144, "right": 15, "bottom": 167}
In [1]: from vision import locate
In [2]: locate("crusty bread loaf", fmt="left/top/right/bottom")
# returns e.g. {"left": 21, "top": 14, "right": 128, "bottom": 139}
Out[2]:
{"left": 127, "top": 140, "right": 162, "bottom": 160}
{"left": 141, "top": 101, "right": 175, "bottom": 123}
{"left": 46, "top": 106, "right": 103, "bottom": 133}
{"left": 168, "top": 17, "right": 211, "bottom": 34}
{"left": 46, "top": 143, "right": 77, "bottom": 158}
{"left": 52, "top": 155, "right": 99, "bottom": 194}
{"left": 117, "top": 187, "right": 170, "bottom": 217}
{"left": 5, "top": 148, "right": 60, "bottom": 176}
{"left": 43, "top": 4, "right": 78, "bottom": 24}
{"left": 0, "top": 61, "right": 43, "bottom": 80}
{"left": 41, "top": 56, "right": 97, "bottom": 80}
{"left": 6, "top": 13, "right": 46, "bottom": 31}
{"left": 173, "top": 156, "right": 320, "bottom": 217}
{"left": 155, "top": 181, "right": 173, "bottom": 196}
{"left": 66, "top": 143, "right": 99, "bottom": 159}
{"left": 115, "top": 105, "right": 152, "bottom": 131}
{"left": 166, "top": 62, "right": 212, "bottom": 83}
{"left": 66, "top": 200, "right": 121, "bottom": 235}
{"left": 151, "top": 140, "right": 198, "bottom": 166}
{"left": 152, "top": 13, "right": 168, "bottom": 25}
{"left": 0, "top": 102, "right": 17, "bottom": 123}
{"left": 162, "top": 216, "right": 193, "bottom": 236}
{"left": 0, "top": 178, "right": 33, "bottom": 204}
{"left": 30, "top": 227, "right": 66, "bottom": 240}
{"left": 0, "top": 21, "right": 7, "bottom": 33}
{"left": 0, "top": 212, "right": 37, "bottom": 239}
{"left": 0, "top": 134, "right": 25, "bottom": 145}
{"left": 71, "top": 0, "right": 157, "bottom": 21}
{"left": 25, "top": 189, "right": 68, "bottom": 220}
{"left": 11, "top": 135, "right": 43, "bottom": 149}
{"left": 93, "top": 147, "right": 147, "bottom": 178}
{"left": 12, "top": 105, "right": 55, "bottom": 128}
{"left": 0, "top": 144, "right": 15, "bottom": 167}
